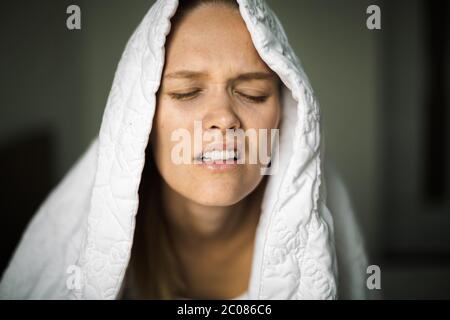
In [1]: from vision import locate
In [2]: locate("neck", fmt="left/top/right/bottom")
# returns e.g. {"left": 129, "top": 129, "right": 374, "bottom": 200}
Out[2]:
{"left": 159, "top": 178, "right": 267, "bottom": 299}
{"left": 161, "top": 177, "right": 267, "bottom": 245}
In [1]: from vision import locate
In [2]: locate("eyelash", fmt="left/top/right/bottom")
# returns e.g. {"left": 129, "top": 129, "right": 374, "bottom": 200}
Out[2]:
{"left": 240, "top": 93, "right": 269, "bottom": 103}
{"left": 168, "top": 90, "right": 269, "bottom": 104}
{"left": 169, "top": 90, "right": 202, "bottom": 101}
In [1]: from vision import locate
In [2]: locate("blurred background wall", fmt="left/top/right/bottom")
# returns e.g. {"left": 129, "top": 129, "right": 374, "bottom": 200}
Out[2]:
{"left": 0, "top": 0, "right": 448, "bottom": 298}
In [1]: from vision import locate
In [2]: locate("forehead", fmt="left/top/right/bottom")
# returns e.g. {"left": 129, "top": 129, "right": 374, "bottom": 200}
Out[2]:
{"left": 164, "top": 4, "right": 272, "bottom": 75}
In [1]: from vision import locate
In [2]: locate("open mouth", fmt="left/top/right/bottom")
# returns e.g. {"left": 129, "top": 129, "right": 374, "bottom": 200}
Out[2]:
{"left": 197, "top": 149, "right": 240, "bottom": 163}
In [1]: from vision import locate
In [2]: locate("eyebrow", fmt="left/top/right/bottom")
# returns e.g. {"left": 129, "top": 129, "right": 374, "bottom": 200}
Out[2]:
{"left": 164, "top": 70, "right": 276, "bottom": 82}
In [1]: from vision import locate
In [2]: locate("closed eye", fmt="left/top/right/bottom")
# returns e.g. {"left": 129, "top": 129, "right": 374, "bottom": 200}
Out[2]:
{"left": 237, "top": 92, "right": 269, "bottom": 104}
{"left": 168, "top": 89, "right": 202, "bottom": 101}
{"left": 168, "top": 89, "right": 269, "bottom": 103}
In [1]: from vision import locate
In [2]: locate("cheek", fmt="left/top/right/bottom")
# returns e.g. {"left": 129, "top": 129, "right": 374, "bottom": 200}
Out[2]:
{"left": 243, "top": 102, "right": 280, "bottom": 132}
{"left": 246, "top": 102, "right": 280, "bottom": 157}
{"left": 152, "top": 102, "right": 179, "bottom": 168}
{"left": 152, "top": 110, "right": 196, "bottom": 197}
{"left": 152, "top": 102, "right": 199, "bottom": 189}
{"left": 154, "top": 100, "right": 185, "bottom": 147}
{"left": 269, "top": 100, "right": 281, "bottom": 129}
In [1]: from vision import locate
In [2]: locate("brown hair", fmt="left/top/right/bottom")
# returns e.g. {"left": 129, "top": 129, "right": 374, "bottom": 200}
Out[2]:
{"left": 125, "top": 0, "right": 240, "bottom": 300}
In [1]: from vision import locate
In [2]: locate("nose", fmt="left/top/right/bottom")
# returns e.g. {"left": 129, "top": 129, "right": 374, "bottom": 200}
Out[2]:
{"left": 202, "top": 92, "right": 241, "bottom": 134}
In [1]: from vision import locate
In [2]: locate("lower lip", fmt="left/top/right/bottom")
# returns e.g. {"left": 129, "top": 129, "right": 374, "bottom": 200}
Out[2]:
{"left": 195, "top": 160, "right": 239, "bottom": 172}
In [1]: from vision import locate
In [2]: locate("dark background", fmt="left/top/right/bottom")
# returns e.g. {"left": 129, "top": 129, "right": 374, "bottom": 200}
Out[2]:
{"left": 0, "top": 0, "right": 449, "bottom": 298}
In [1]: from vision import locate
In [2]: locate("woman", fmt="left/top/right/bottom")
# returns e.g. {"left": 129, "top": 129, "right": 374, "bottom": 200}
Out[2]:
{"left": 0, "top": 0, "right": 368, "bottom": 299}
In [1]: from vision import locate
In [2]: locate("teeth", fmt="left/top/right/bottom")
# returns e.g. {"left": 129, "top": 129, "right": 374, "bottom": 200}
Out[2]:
{"left": 202, "top": 150, "right": 238, "bottom": 162}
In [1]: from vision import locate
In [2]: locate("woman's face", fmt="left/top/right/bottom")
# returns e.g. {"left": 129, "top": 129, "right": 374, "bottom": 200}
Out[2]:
{"left": 151, "top": 4, "right": 281, "bottom": 206}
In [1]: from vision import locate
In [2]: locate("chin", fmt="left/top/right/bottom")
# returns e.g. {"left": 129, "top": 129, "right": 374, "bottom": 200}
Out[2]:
{"left": 191, "top": 187, "right": 245, "bottom": 207}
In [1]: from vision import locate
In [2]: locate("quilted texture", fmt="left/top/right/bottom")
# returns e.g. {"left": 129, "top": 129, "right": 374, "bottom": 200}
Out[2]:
{"left": 0, "top": 0, "right": 368, "bottom": 299}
